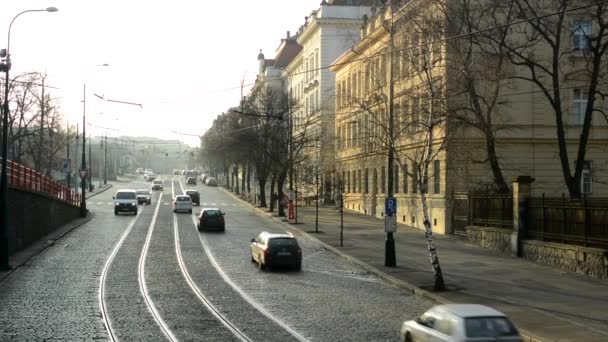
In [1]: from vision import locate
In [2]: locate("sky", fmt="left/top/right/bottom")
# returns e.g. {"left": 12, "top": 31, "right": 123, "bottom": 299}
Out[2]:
{"left": 1, "top": 0, "right": 322, "bottom": 146}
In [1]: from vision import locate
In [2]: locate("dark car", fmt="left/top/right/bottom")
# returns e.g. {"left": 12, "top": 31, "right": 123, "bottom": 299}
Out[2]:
{"left": 185, "top": 189, "right": 200, "bottom": 205}
{"left": 250, "top": 232, "right": 302, "bottom": 271}
{"left": 197, "top": 208, "right": 225, "bottom": 232}
{"left": 186, "top": 177, "right": 197, "bottom": 185}
{"left": 206, "top": 177, "right": 217, "bottom": 186}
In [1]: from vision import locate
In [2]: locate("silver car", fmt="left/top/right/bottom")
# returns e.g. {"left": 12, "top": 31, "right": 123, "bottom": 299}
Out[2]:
{"left": 400, "top": 304, "right": 522, "bottom": 342}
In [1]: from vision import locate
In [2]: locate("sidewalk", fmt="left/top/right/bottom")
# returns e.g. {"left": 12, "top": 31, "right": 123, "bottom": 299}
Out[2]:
{"left": 244, "top": 197, "right": 608, "bottom": 342}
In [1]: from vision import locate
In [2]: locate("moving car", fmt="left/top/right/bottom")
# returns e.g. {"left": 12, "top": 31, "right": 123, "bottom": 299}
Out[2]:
{"left": 152, "top": 179, "right": 163, "bottom": 191}
{"left": 136, "top": 189, "right": 152, "bottom": 205}
{"left": 400, "top": 304, "right": 522, "bottom": 342}
{"left": 144, "top": 172, "right": 156, "bottom": 181}
{"left": 186, "top": 177, "right": 197, "bottom": 185}
{"left": 250, "top": 232, "right": 302, "bottom": 271}
{"left": 197, "top": 208, "right": 225, "bottom": 232}
{"left": 136, "top": 168, "right": 144, "bottom": 175}
{"left": 173, "top": 195, "right": 193, "bottom": 213}
{"left": 205, "top": 177, "right": 217, "bottom": 186}
{"left": 185, "top": 189, "right": 200, "bottom": 205}
{"left": 113, "top": 189, "right": 138, "bottom": 215}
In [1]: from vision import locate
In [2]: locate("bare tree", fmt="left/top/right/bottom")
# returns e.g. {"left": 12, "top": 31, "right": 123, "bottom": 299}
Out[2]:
{"left": 491, "top": 0, "right": 608, "bottom": 199}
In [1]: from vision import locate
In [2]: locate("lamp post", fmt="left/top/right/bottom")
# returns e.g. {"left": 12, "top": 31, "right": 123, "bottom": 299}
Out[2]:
{"left": 0, "top": 7, "right": 58, "bottom": 270}
{"left": 385, "top": 2, "right": 397, "bottom": 267}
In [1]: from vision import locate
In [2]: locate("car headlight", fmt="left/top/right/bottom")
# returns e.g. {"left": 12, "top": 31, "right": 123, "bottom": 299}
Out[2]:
{"left": 130, "top": 203, "right": 135, "bottom": 206}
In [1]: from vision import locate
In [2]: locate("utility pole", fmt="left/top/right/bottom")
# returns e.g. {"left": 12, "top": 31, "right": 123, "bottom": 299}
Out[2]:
{"left": 98, "top": 134, "right": 103, "bottom": 188}
{"left": 104, "top": 134, "right": 107, "bottom": 184}
{"left": 80, "top": 84, "right": 88, "bottom": 217}
{"left": 88, "top": 131, "right": 93, "bottom": 192}
{"left": 38, "top": 75, "right": 45, "bottom": 173}
{"left": 385, "top": 1, "right": 397, "bottom": 267}
{"left": 75, "top": 124, "right": 79, "bottom": 188}
{"left": 66, "top": 122, "right": 71, "bottom": 188}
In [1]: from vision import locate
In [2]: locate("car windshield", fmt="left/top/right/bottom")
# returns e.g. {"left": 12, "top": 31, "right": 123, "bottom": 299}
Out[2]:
{"left": 465, "top": 317, "right": 518, "bottom": 337}
{"left": 116, "top": 192, "right": 136, "bottom": 200}
{"left": 269, "top": 238, "right": 297, "bottom": 248}
{"left": 136, "top": 190, "right": 149, "bottom": 195}
{"left": 186, "top": 191, "right": 198, "bottom": 195}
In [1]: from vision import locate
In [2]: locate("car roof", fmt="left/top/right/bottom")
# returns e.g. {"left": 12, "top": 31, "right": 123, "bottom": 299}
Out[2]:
{"left": 153, "top": 179, "right": 162, "bottom": 182}
{"left": 185, "top": 189, "right": 199, "bottom": 193}
{"left": 136, "top": 189, "right": 150, "bottom": 192}
{"left": 116, "top": 189, "right": 136, "bottom": 193}
{"left": 202, "top": 207, "right": 220, "bottom": 211}
{"left": 259, "top": 231, "right": 295, "bottom": 240}
{"left": 175, "top": 195, "right": 190, "bottom": 199}
{"left": 432, "top": 304, "right": 506, "bottom": 318}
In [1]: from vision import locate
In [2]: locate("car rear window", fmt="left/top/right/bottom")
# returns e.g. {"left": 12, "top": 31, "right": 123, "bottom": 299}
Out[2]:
{"left": 136, "top": 190, "right": 149, "bottom": 195}
{"left": 116, "top": 192, "right": 136, "bottom": 199}
{"left": 269, "top": 238, "right": 298, "bottom": 248}
{"left": 465, "top": 317, "right": 518, "bottom": 338}
{"left": 177, "top": 197, "right": 191, "bottom": 202}
{"left": 203, "top": 210, "right": 221, "bottom": 217}
{"left": 154, "top": 180, "right": 162, "bottom": 184}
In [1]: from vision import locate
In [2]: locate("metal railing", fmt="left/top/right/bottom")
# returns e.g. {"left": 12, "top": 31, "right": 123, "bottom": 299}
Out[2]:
{"left": 470, "top": 192, "right": 514, "bottom": 229}
{"left": 6, "top": 159, "right": 80, "bottom": 206}
{"left": 527, "top": 194, "right": 608, "bottom": 249}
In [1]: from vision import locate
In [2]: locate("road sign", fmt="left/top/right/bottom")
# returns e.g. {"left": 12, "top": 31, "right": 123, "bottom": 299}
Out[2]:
{"left": 384, "top": 215, "right": 397, "bottom": 232}
{"left": 79, "top": 169, "right": 88, "bottom": 179}
{"left": 385, "top": 197, "right": 397, "bottom": 216}
{"left": 62, "top": 158, "right": 71, "bottom": 173}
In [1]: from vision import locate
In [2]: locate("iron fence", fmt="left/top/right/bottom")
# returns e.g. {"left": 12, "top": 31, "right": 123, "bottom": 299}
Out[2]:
{"left": 470, "top": 192, "right": 513, "bottom": 229}
{"left": 6, "top": 160, "right": 80, "bottom": 206}
{"left": 527, "top": 194, "right": 608, "bottom": 249}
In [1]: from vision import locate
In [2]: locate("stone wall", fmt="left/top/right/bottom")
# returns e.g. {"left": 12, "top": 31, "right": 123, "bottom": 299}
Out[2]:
{"left": 466, "top": 226, "right": 513, "bottom": 254}
{"left": 521, "top": 240, "right": 608, "bottom": 280}
{"left": 7, "top": 187, "right": 81, "bottom": 255}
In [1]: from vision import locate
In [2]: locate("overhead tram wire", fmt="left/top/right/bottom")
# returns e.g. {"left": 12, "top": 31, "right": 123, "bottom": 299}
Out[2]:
{"left": 194, "top": 0, "right": 608, "bottom": 97}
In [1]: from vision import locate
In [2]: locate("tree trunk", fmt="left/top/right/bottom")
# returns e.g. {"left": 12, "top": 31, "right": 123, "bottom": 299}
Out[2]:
{"left": 419, "top": 183, "right": 446, "bottom": 291}
{"left": 234, "top": 165, "right": 240, "bottom": 194}
{"left": 277, "top": 171, "right": 287, "bottom": 217}
{"left": 259, "top": 177, "right": 267, "bottom": 207}
{"left": 269, "top": 175, "right": 276, "bottom": 212}
{"left": 486, "top": 130, "right": 509, "bottom": 193}
{"left": 241, "top": 164, "right": 246, "bottom": 197}
{"left": 246, "top": 163, "right": 251, "bottom": 194}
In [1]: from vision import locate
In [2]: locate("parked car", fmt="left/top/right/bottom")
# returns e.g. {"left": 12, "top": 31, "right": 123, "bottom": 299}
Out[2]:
{"left": 201, "top": 174, "right": 208, "bottom": 183}
{"left": 206, "top": 177, "right": 217, "bottom": 186}
{"left": 152, "top": 179, "right": 163, "bottom": 191}
{"left": 136, "top": 189, "right": 152, "bottom": 205}
{"left": 173, "top": 195, "right": 193, "bottom": 213}
{"left": 136, "top": 168, "right": 144, "bottom": 175}
{"left": 185, "top": 189, "right": 200, "bottom": 205}
{"left": 113, "top": 189, "right": 138, "bottom": 215}
{"left": 197, "top": 208, "right": 225, "bottom": 232}
{"left": 186, "top": 177, "right": 197, "bottom": 185}
{"left": 250, "top": 232, "right": 302, "bottom": 271}
{"left": 400, "top": 304, "right": 522, "bottom": 342}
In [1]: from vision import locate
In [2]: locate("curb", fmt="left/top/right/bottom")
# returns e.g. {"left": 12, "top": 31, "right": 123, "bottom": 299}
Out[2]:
{"left": 86, "top": 183, "right": 113, "bottom": 199}
{"left": 0, "top": 213, "right": 95, "bottom": 283}
{"left": 220, "top": 188, "right": 543, "bottom": 342}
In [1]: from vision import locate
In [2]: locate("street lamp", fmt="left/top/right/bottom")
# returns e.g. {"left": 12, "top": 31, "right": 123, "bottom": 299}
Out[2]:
{"left": 0, "top": 7, "right": 58, "bottom": 270}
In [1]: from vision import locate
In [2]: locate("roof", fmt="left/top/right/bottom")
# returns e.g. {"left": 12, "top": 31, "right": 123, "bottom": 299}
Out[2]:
{"left": 202, "top": 208, "right": 221, "bottom": 211}
{"left": 175, "top": 194, "right": 191, "bottom": 198}
{"left": 116, "top": 189, "right": 136, "bottom": 193}
{"left": 185, "top": 189, "right": 199, "bottom": 193}
{"left": 434, "top": 304, "right": 506, "bottom": 318}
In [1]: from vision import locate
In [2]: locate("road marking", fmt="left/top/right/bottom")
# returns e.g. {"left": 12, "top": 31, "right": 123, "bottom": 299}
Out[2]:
{"left": 97, "top": 202, "right": 104, "bottom": 205}
{"left": 190, "top": 214, "right": 311, "bottom": 342}
{"left": 163, "top": 202, "right": 169, "bottom": 205}
{"left": 99, "top": 207, "right": 144, "bottom": 342}
{"left": 106, "top": 202, "right": 113, "bottom": 205}
{"left": 138, "top": 192, "right": 178, "bottom": 341}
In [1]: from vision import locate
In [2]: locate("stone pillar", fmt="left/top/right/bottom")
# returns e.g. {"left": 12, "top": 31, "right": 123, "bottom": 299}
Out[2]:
{"left": 511, "top": 176, "right": 534, "bottom": 257}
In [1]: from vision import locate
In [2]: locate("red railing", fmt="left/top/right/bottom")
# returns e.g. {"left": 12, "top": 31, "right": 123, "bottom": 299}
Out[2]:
{"left": 6, "top": 160, "right": 81, "bottom": 206}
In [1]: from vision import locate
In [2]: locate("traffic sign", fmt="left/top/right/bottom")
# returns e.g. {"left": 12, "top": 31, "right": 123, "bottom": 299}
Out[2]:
{"left": 384, "top": 215, "right": 397, "bottom": 232}
{"left": 385, "top": 197, "right": 397, "bottom": 216}
{"left": 62, "top": 158, "right": 71, "bottom": 173}
{"left": 79, "top": 169, "right": 88, "bottom": 179}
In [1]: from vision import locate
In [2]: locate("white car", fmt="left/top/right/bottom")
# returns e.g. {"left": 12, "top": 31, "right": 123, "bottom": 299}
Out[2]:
{"left": 144, "top": 173, "right": 156, "bottom": 181}
{"left": 173, "top": 195, "right": 193, "bottom": 213}
{"left": 136, "top": 189, "right": 152, "bottom": 205}
{"left": 113, "top": 189, "right": 138, "bottom": 215}
{"left": 400, "top": 304, "right": 522, "bottom": 342}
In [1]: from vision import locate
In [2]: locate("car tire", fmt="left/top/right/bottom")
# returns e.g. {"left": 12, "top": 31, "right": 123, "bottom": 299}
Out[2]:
{"left": 251, "top": 255, "right": 256, "bottom": 262}
{"left": 258, "top": 256, "right": 264, "bottom": 270}
{"left": 188, "top": 209, "right": 192, "bottom": 214}
{"left": 114, "top": 210, "right": 118, "bottom": 215}
{"left": 405, "top": 332, "right": 413, "bottom": 342}
{"left": 173, "top": 209, "right": 176, "bottom": 213}
{"left": 134, "top": 209, "right": 138, "bottom": 215}
{"left": 294, "top": 262, "right": 302, "bottom": 272}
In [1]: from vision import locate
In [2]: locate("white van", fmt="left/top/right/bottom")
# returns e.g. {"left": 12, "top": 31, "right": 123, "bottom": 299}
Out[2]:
{"left": 113, "top": 189, "right": 138, "bottom": 215}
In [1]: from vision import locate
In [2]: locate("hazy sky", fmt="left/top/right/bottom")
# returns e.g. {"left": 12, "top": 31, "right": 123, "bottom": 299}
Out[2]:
{"left": 1, "top": 0, "right": 322, "bottom": 146}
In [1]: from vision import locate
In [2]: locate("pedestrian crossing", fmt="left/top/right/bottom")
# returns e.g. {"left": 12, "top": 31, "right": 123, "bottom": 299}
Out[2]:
{"left": 87, "top": 201, "right": 239, "bottom": 207}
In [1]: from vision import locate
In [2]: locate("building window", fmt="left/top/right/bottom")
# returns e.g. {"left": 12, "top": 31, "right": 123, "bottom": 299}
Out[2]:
{"left": 412, "top": 165, "right": 418, "bottom": 194}
{"left": 365, "top": 168, "right": 369, "bottom": 194}
{"left": 433, "top": 160, "right": 440, "bottom": 194}
{"left": 373, "top": 169, "right": 378, "bottom": 194}
{"left": 403, "top": 164, "right": 408, "bottom": 194}
{"left": 572, "top": 21, "right": 591, "bottom": 56}
{"left": 347, "top": 171, "right": 351, "bottom": 193}
{"left": 353, "top": 170, "right": 357, "bottom": 193}
{"left": 381, "top": 166, "right": 386, "bottom": 194}
{"left": 357, "top": 169, "right": 362, "bottom": 194}
{"left": 394, "top": 165, "right": 399, "bottom": 194}
{"left": 573, "top": 88, "right": 589, "bottom": 125}
{"left": 582, "top": 160, "right": 592, "bottom": 194}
